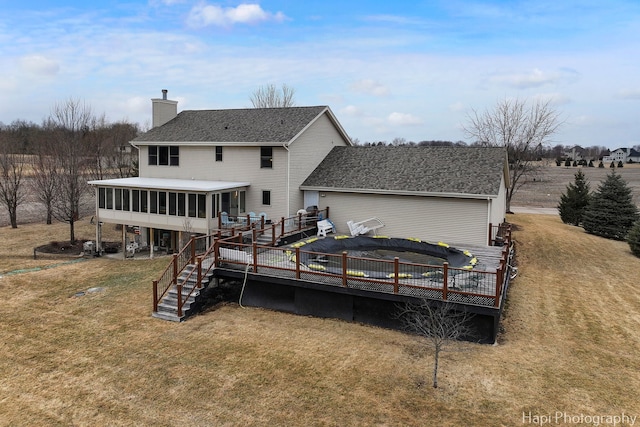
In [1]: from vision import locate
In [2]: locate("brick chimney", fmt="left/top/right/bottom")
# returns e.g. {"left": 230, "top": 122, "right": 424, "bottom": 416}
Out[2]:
{"left": 151, "top": 89, "right": 178, "bottom": 128}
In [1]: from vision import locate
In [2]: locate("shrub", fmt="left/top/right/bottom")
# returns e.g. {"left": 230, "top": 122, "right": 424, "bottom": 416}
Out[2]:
{"left": 618, "top": 160, "right": 624, "bottom": 168}
{"left": 564, "top": 159, "right": 571, "bottom": 167}
{"left": 627, "top": 220, "right": 640, "bottom": 257}
{"left": 610, "top": 161, "right": 616, "bottom": 168}
{"left": 582, "top": 171, "right": 639, "bottom": 240}
{"left": 598, "top": 161, "right": 604, "bottom": 168}
{"left": 558, "top": 169, "right": 591, "bottom": 226}
{"left": 588, "top": 160, "right": 594, "bottom": 167}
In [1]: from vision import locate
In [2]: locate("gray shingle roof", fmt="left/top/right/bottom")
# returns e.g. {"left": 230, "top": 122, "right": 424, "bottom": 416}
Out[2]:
{"left": 133, "top": 106, "right": 328, "bottom": 143}
{"left": 301, "top": 146, "right": 507, "bottom": 196}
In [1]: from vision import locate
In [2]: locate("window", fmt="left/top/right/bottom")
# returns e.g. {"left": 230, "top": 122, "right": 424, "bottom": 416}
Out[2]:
{"left": 260, "top": 146, "right": 273, "bottom": 168}
{"left": 148, "top": 145, "right": 179, "bottom": 166}
{"left": 215, "top": 146, "right": 223, "bottom": 161}
{"left": 178, "top": 193, "right": 186, "bottom": 216}
{"left": 99, "top": 188, "right": 106, "bottom": 209}
{"left": 115, "top": 189, "right": 122, "bottom": 210}
{"left": 169, "top": 192, "right": 177, "bottom": 215}
{"left": 262, "top": 190, "right": 271, "bottom": 205}
{"left": 106, "top": 188, "right": 113, "bottom": 209}
{"left": 148, "top": 146, "right": 158, "bottom": 165}
{"left": 150, "top": 191, "right": 158, "bottom": 214}
{"left": 239, "top": 190, "right": 246, "bottom": 213}
{"left": 122, "top": 189, "right": 130, "bottom": 211}
{"left": 170, "top": 146, "right": 179, "bottom": 166}
{"left": 133, "top": 190, "right": 140, "bottom": 212}
{"left": 211, "top": 193, "right": 220, "bottom": 218}
{"left": 188, "top": 193, "right": 197, "bottom": 218}
{"left": 140, "top": 190, "right": 148, "bottom": 213}
{"left": 198, "top": 194, "right": 206, "bottom": 218}
{"left": 158, "top": 191, "right": 167, "bottom": 214}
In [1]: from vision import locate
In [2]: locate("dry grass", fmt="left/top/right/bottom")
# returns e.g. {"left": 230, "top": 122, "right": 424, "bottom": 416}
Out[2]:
{"left": 511, "top": 161, "right": 640, "bottom": 208}
{"left": 1, "top": 215, "right": 640, "bottom": 426}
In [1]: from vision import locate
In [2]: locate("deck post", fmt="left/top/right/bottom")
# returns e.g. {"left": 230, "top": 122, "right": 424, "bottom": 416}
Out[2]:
{"left": 152, "top": 280, "right": 158, "bottom": 312}
{"left": 342, "top": 251, "right": 348, "bottom": 287}
{"left": 177, "top": 283, "right": 183, "bottom": 318}
{"left": 393, "top": 257, "right": 399, "bottom": 293}
{"left": 214, "top": 239, "right": 220, "bottom": 267}
{"left": 326, "top": 206, "right": 330, "bottom": 219}
{"left": 295, "top": 247, "right": 301, "bottom": 279}
{"left": 190, "top": 236, "right": 196, "bottom": 264}
{"left": 197, "top": 256, "right": 202, "bottom": 289}
{"left": 442, "top": 262, "right": 449, "bottom": 301}
{"left": 271, "top": 223, "right": 277, "bottom": 246}
{"left": 172, "top": 254, "right": 178, "bottom": 285}
{"left": 488, "top": 222, "right": 493, "bottom": 245}
{"left": 253, "top": 241, "right": 258, "bottom": 272}
{"left": 495, "top": 266, "right": 503, "bottom": 307}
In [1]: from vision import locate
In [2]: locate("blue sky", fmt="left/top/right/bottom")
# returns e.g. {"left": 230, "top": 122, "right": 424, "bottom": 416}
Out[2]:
{"left": 1, "top": 0, "right": 639, "bottom": 148}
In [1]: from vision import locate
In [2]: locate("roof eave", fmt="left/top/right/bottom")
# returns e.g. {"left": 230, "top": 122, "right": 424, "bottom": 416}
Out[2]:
{"left": 299, "top": 186, "right": 497, "bottom": 199}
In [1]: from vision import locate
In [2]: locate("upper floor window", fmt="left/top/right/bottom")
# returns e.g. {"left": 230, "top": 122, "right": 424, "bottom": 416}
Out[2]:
{"left": 260, "top": 146, "right": 273, "bottom": 168}
{"left": 149, "top": 145, "right": 179, "bottom": 166}
{"left": 215, "top": 146, "right": 223, "bottom": 162}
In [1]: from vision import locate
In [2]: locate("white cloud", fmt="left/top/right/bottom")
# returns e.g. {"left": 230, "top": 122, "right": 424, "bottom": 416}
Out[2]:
{"left": 341, "top": 105, "right": 362, "bottom": 116}
{"left": 350, "top": 79, "right": 390, "bottom": 96}
{"left": 387, "top": 112, "right": 423, "bottom": 126}
{"left": 19, "top": 55, "right": 59, "bottom": 77}
{"left": 487, "top": 68, "right": 580, "bottom": 89}
{"left": 448, "top": 102, "right": 465, "bottom": 112}
{"left": 532, "top": 92, "right": 571, "bottom": 105}
{"left": 186, "top": 3, "right": 286, "bottom": 28}
{"left": 615, "top": 89, "right": 640, "bottom": 100}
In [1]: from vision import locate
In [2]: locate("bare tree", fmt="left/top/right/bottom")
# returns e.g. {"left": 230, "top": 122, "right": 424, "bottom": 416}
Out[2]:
{"left": 463, "top": 98, "right": 562, "bottom": 212}
{"left": 31, "top": 135, "right": 59, "bottom": 225}
{"left": 397, "top": 300, "right": 474, "bottom": 388}
{"left": 46, "top": 98, "right": 94, "bottom": 242}
{"left": 0, "top": 135, "right": 27, "bottom": 228}
{"left": 250, "top": 83, "right": 296, "bottom": 108}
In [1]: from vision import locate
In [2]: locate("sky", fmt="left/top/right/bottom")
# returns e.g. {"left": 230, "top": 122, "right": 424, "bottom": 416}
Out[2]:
{"left": 1, "top": 0, "right": 639, "bottom": 149}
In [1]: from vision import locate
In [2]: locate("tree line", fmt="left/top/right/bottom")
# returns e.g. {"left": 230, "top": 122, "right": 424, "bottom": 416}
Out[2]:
{"left": 0, "top": 99, "right": 140, "bottom": 240}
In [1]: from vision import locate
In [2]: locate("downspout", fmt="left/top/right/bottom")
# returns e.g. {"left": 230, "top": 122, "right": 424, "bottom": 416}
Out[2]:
{"left": 284, "top": 143, "right": 290, "bottom": 216}
{"left": 487, "top": 196, "right": 492, "bottom": 245}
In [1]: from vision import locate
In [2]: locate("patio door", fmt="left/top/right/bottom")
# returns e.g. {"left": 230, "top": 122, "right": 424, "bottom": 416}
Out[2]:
{"left": 221, "top": 191, "right": 239, "bottom": 216}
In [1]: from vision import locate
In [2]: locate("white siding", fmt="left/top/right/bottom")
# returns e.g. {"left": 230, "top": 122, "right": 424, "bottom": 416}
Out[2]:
{"left": 96, "top": 209, "right": 210, "bottom": 234}
{"left": 288, "top": 114, "right": 350, "bottom": 214}
{"left": 319, "top": 192, "right": 490, "bottom": 246}
{"left": 489, "top": 174, "right": 507, "bottom": 227}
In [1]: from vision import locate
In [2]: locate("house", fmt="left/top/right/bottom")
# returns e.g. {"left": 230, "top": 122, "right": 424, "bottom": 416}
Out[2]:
{"left": 88, "top": 91, "right": 352, "bottom": 254}
{"left": 301, "top": 145, "right": 509, "bottom": 246}
{"left": 563, "top": 145, "right": 585, "bottom": 161}
{"left": 88, "top": 90, "right": 509, "bottom": 254}
{"left": 602, "top": 147, "right": 640, "bottom": 163}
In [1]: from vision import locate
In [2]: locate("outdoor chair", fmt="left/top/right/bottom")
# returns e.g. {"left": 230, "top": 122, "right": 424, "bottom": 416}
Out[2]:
{"left": 347, "top": 217, "right": 385, "bottom": 236}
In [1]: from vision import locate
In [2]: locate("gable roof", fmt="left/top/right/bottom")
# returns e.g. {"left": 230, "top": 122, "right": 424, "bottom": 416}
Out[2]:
{"left": 301, "top": 146, "right": 508, "bottom": 197}
{"left": 132, "top": 106, "right": 349, "bottom": 146}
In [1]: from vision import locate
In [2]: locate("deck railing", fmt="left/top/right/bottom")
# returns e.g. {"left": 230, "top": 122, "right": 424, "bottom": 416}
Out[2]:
{"left": 154, "top": 216, "right": 513, "bottom": 316}
{"left": 153, "top": 209, "right": 327, "bottom": 316}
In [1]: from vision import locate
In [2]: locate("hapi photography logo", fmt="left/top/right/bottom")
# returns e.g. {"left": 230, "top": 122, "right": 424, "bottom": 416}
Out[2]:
{"left": 522, "top": 411, "right": 637, "bottom": 426}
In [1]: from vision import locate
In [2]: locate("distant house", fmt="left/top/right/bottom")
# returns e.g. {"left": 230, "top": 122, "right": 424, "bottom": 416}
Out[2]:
{"left": 564, "top": 145, "right": 585, "bottom": 161}
{"left": 301, "top": 145, "right": 509, "bottom": 246}
{"left": 603, "top": 147, "right": 640, "bottom": 163}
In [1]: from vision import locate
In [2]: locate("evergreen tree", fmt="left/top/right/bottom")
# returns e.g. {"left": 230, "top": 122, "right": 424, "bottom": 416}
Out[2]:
{"left": 558, "top": 170, "right": 591, "bottom": 226}
{"left": 627, "top": 220, "right": 640, "bottom": 257}
{"left": 582, "top": 171, "right": 639, "bottom": 240}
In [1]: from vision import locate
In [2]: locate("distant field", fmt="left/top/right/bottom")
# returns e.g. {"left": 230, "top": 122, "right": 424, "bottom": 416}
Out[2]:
{"left": 511, "top": 162, "right": 640, "bottom": 208}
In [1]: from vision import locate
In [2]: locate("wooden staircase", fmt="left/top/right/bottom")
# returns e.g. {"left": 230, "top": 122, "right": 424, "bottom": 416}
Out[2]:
{"left": 152, "top": 260, "right": 216, "bottom": 322}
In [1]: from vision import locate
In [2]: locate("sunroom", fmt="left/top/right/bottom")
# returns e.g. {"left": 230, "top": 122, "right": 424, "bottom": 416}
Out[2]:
{"left": 88, "top": 177, "right": 250, "bottom": 257}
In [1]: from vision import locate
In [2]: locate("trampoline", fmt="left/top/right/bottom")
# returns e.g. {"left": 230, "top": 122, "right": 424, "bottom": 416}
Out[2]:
{"left": 288, "top": 235, "right": 477, "bottom": 279}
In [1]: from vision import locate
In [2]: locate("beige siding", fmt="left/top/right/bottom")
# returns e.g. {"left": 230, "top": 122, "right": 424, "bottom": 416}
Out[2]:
{"left": 489, "top": 174, "right": 507, "bottom": 227}
{"left": 288, "top": 114, "right": 350, "bottom": 214}
{"left": 318, "top": 192, "right": 490, "bottom": 246}
{"left": 137, "top": 145, "right": 288, "bottom": 220}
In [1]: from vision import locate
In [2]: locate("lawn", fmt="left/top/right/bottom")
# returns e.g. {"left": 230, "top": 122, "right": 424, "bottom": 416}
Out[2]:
{"left": 1, "top": 214, "right": 639, "bottom": 426}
